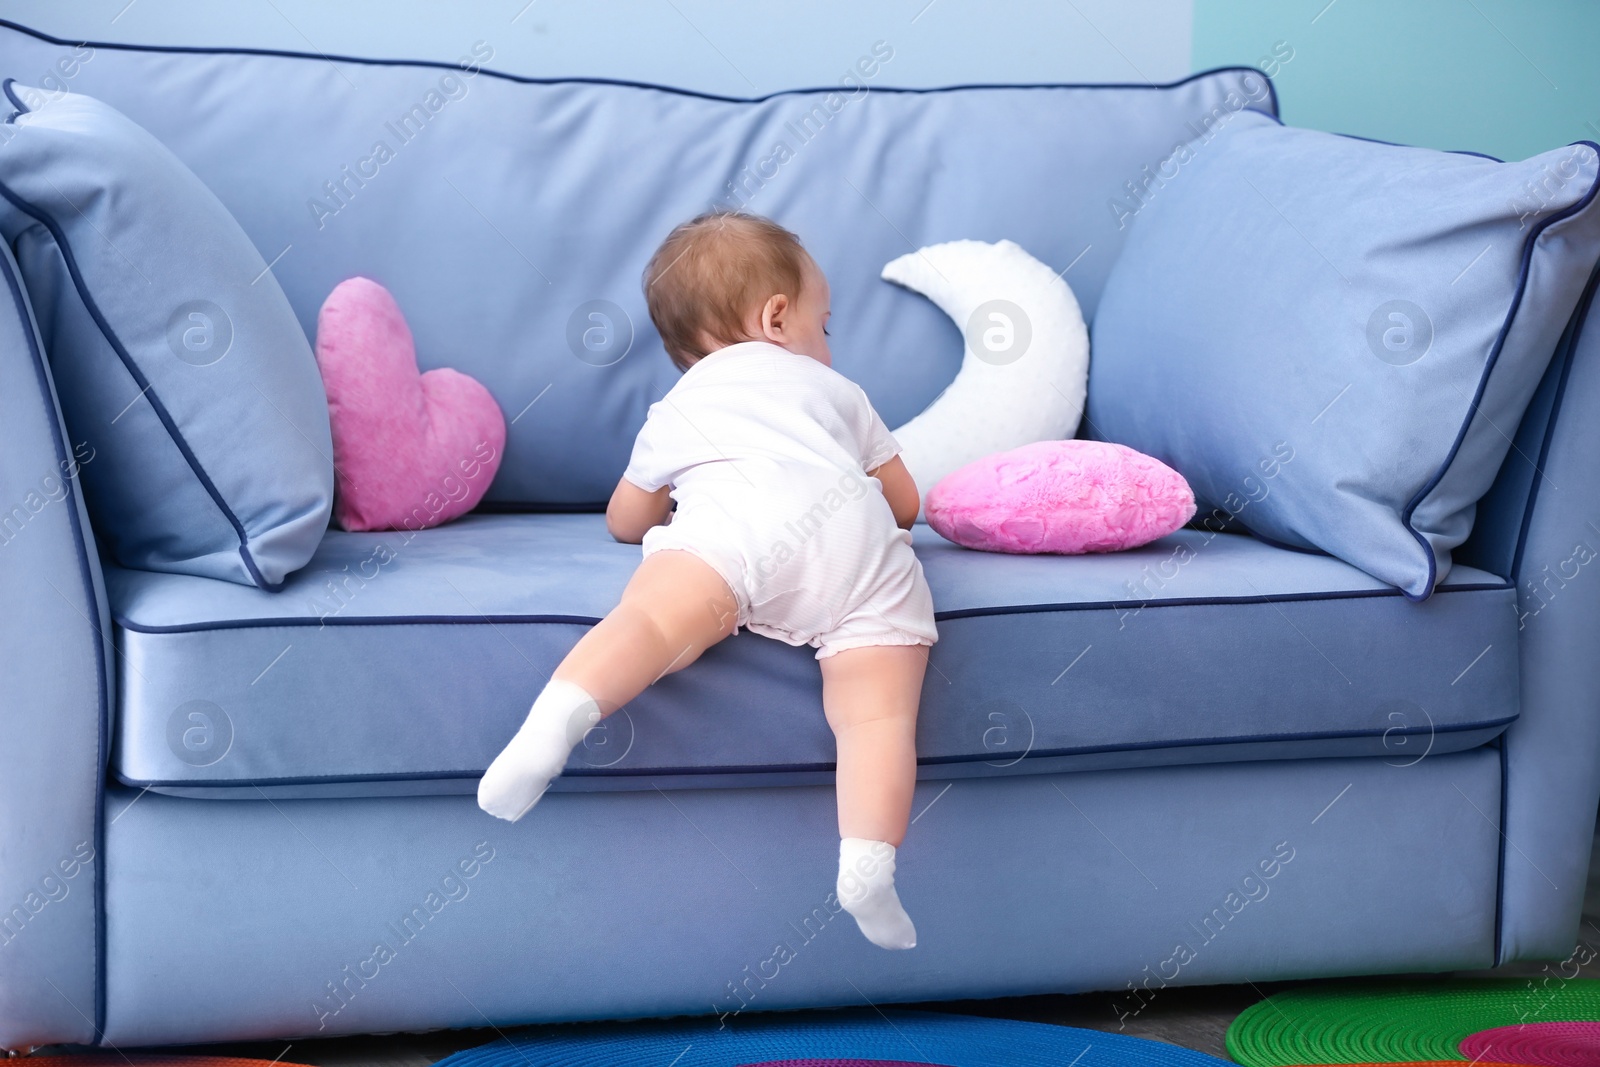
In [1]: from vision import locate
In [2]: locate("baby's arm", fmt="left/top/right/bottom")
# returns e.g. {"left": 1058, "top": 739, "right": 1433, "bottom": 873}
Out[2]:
{"left": 869, "top": 456, "right": 919, "bottom": 530}
{"left": 848, "top": 380, "right": 917, "bottom": 529}
{"left": 606, "top": 477, "right": 672, "bottom": 544}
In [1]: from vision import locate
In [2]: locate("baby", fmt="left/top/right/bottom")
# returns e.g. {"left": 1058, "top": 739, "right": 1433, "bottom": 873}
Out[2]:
{"left": 477, "top": 211, "right": 937, "bottom": 950}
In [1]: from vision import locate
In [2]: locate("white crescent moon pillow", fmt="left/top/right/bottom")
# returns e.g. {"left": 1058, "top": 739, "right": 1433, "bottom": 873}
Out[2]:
{"left": 881, "top": 239, "right": 1089, "bottom": 513}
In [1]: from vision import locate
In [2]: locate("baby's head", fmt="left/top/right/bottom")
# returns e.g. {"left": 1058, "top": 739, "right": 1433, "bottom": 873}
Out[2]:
{"left": 643, "top": 211, "right": 831, "bottom": 371}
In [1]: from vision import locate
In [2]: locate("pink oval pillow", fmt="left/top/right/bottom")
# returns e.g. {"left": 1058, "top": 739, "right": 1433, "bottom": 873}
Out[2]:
{"left": 925, "top": 440, "right": 1196, "bottom": 554}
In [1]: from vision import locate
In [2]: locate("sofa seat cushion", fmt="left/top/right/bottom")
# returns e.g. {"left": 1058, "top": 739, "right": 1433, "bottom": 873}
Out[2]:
{"left": 106, "top": 514, "right": 1519, "bottom": 798}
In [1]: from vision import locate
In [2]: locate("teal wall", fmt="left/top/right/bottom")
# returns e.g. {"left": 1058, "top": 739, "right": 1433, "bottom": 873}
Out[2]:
{"left": 1194, "top": 0, "right": 1600, "bottom": 161}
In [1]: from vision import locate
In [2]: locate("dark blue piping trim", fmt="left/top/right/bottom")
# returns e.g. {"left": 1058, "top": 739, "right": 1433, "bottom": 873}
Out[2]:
{"left": 1396, "top": 140, "right": 1600, "bottom": 603}
{"left": 1335, "top": 130, "right": 1501, "bottom": 162}
{"left": 117, "top": 611, "right": 605, "bottom": 633}
{"left": 1509, "top": 260, "right": 1600, "bottom": 580}
{"left": 2, "top": 76, "right": 26, "bottom": 121}
{"left": 110, "top": 577, "right": 1512, "bottom": 634}
{"left": 1243, "top": 526, "right": 1330, "bottom": 557}
{"left": 911, "top": 718, "right": 1514, "bottom": 768}
{"left": 111, "top": 715, "right": 1515, "bottom": 789}
{"left": 0, "top": 19, "right": 1279, "bottom": 113}
{"left": 0, "top": 179, "right": 281, "bottom": 592}
{"left": 1493, "top": 735, "right": 1509, "bottom": 965}
{"left": 1486, "top": 264, "right": 1598, "bottom": 967}
{"left": 1, "top": 248, "right": 109, "bottom": 1042}
{"left": 938, "top": 580, "right": 1510, "bottom": 621}
{"left": 1253, "top": 111, "right": 1504, "bottom": 161}
{"left": 474, "top": 500, "right": 610, "bottom": 515}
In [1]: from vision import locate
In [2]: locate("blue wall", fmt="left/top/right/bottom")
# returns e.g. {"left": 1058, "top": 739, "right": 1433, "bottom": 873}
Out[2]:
{"left": 0, "top": 1, "right": 1192, "bottom": 94}
{"left": 1194, "top": 0, "right": 1600, "bottom": 161}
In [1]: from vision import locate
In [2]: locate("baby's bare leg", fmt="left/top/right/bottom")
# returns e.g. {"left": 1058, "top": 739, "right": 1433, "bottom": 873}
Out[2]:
{"left": 821, "top": 643, "right": 927, "bottom": 950}
{"left": 556, "top": 548, "right": 740, "bottom": 708}
{"left": 821, "top": 644, "right": 926, "bottom": 844}
{"left": 478, "top": 549, "right": 738, "bottom": 821}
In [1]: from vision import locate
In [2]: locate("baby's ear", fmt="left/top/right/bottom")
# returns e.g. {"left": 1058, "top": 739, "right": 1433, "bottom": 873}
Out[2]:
{"left": 761, "top": 292, "right": 791, "bottom": 341}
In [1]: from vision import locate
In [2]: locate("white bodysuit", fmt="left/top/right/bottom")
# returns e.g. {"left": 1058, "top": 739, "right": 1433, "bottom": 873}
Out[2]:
{"left": 622, "top": 341, "right": 938, "bottom": 660}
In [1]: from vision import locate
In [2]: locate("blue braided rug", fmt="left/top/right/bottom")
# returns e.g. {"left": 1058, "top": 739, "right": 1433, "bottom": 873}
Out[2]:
{"left": 432, "top": 1009, "right": 1233, "bottom": 1067}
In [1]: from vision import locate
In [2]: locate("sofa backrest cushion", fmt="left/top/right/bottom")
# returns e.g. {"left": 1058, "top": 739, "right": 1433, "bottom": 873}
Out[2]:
{"left": 1087, "top": 108, "right": 1600, "bottom": 600}
{"left": 0, "top": 21, "right": 1272, "bottom": 506}
{"left": 0, "top": 82, "right": 334, "bottom": 588}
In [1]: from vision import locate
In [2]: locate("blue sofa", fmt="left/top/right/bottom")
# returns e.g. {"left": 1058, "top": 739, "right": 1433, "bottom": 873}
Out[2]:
{"left": 2, "top": 17, "right": 1598, "bottom": 1050}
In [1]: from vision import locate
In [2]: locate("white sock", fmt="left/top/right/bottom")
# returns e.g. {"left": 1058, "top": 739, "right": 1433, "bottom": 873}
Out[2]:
{"left": 837, "top": 837, "right": 917, "bottom": 950}
{"left": 477, "top": 679, "right": 600, "bottom": 821}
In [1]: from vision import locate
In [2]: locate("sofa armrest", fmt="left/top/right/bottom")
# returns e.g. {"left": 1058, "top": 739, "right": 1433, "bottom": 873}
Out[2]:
{"left": 1476, "top": 263, "right": 1600, "bottom": 962}
{"left": 0, "top": 240, "right": 109, "bottom": 1047}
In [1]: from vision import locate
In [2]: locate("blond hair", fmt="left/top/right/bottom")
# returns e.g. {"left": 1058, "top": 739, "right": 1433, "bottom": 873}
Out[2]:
{"left": 642, "top": 211, "right": 812, "bottom": 372}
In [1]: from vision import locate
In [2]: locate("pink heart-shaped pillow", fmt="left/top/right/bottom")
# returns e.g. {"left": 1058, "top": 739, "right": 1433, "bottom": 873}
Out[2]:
{"left": 926, "top": 440, "right": 1196, "bottom": 554}
{"left": 314, "top": 277, "right": 506, "bottom": 532}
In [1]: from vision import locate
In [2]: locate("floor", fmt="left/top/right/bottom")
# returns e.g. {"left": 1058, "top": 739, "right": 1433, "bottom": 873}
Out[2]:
{"left": 86, "top": 819, "right": 1600, "bottom": 1066}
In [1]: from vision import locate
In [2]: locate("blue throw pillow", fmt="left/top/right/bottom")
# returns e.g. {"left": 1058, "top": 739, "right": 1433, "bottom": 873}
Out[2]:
{"left": 1088, "top": 108, "right": 1600, "bottom": 599}
{"left": 0, "top": 82, "right": 333, "bottom": 588}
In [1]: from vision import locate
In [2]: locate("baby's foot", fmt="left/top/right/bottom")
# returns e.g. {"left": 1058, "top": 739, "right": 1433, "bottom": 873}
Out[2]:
{"left": 477, "top": 679, "right": 600, "bottom": 821}
{"left": 837, "top": 837, "right": 917, "bottom": 949}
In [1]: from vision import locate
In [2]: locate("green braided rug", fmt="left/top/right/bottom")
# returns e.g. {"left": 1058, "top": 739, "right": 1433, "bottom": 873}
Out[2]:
{"left": 1225, "top": 978, "right": 1600, "bottom": 1066}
